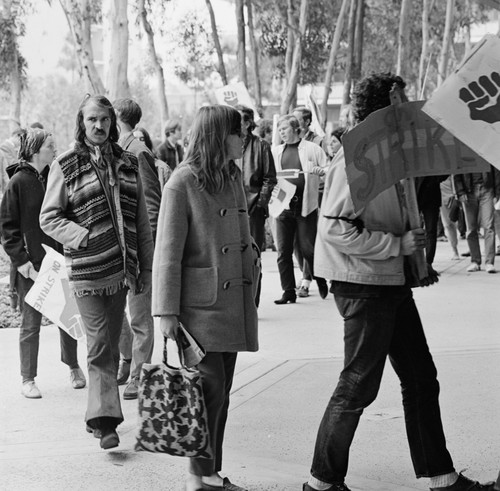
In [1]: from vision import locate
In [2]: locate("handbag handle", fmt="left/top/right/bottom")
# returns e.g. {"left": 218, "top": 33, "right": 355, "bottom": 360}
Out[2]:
{"left": 162, "top": 329, "right": 189, "bottom": 369}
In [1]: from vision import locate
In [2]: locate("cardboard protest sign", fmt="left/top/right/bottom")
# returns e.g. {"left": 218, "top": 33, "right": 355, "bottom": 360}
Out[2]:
{"left": 343, "top": 100, "right": 490, "bottom": 212}
{"left": 25, "top": 246, "right": 85, "bottom": 341}
{"left": 268, "top": 179, "right": 296, "bottom": 218}
{"left": 214, "top": 82, "right": 260, "bottom": 121}
{"left": 422, "top": 35, "right": 500, "bottom": 171}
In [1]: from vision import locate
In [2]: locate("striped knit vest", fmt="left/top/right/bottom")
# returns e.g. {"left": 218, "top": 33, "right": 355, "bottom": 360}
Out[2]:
{"left": 58, "top": 147, "right": 139, "bottom": 296}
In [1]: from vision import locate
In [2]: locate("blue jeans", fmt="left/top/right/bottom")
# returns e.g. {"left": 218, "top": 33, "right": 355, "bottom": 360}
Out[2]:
{"left": 310, "top": 284, "right": 454, "bottom": 483}
{"left": 17, "top": 273, "right": 78, "bottom": 380}
{"left": 461, "top": 185, "right": 496, "bottom": 265}
{"left": 75, "top": 288, "right": 128, "bottom": 429}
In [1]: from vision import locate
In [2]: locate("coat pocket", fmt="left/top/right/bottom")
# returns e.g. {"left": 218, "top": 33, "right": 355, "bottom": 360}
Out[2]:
{"left": 181, "top": 266, "right": 218, "bottom": 307}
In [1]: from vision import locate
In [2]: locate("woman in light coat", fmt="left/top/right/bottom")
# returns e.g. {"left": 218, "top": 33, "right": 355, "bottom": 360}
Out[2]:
{"left": 152, "top": 105, "right": 259, "bottom": 491}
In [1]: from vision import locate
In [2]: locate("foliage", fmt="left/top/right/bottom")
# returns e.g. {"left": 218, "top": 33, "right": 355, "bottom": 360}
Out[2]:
{"left": 256, "top": 0, "right": 341, "bottom": 85}
{"left": 362, "top": 0, "right": 494, "bottom": 98}
{"left": 0, "top": 16, "right": 28, "bottom": 90}
{"left": 165, "top": 10, "right": 217, "bottom": 88}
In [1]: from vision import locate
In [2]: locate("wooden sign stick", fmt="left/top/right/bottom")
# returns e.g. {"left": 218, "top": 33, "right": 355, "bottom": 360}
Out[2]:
{"left": 389, "top": 85, "right": 428, "bottom": 281}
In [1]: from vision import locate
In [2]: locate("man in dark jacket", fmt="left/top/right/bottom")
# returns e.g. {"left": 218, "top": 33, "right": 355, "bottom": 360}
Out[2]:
{"left": 156, "top": 119, "right": 184, "bottom": 171}
{"left": 114, "top": 98, "right": 161, "bottom": 400}
{"left": 0, "top": 128, "right": 85, "bottom": 399}
{"left": 235, "top": 105, "right": 277, "bottom": 307}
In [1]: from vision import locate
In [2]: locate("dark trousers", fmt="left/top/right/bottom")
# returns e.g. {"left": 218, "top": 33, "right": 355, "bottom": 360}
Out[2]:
{"left": 421, "top": 204, "right": 440, "bottom": 265}
{"left": 275, "top": 201, "right": 317, "bottom": 292}
{"left": 75, "top": 288, "right": 128, "bottom": 430}
{"left": 249, "top": 206, "right": 266, "bottom": 307}
{"left": 189, "top": 352, "right": 237, "bottom": 476}
{"left": 311, "top": 286, "right": 454, "bottom": 483}
{"left": 17, "top": 274, "right": 78, "bottom": 380}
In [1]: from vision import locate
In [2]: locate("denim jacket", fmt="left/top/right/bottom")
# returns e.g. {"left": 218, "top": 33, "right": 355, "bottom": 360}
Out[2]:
{"left": 314, "top": 149, "right": 408, "bottom": 286}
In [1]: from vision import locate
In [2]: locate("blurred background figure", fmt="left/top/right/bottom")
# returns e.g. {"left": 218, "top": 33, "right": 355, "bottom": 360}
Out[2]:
{"left": 0, "top": 128, "right": 85, "bottom": 399}
{"left": 156, "top": 119, "right": 184, "bottom": 171}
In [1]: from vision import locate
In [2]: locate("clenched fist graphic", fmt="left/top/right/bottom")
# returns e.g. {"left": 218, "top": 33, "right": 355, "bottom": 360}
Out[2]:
{"left": 459, "top": 72, "right": 500, "bottom": 124}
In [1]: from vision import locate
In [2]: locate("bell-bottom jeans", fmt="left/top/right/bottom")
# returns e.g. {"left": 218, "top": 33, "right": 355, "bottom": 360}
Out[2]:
{"left": 310, "top": 284, "right": 454, "bottom": 484}
{"left": 75, "top": 287, "right": 128, "bottom": 430}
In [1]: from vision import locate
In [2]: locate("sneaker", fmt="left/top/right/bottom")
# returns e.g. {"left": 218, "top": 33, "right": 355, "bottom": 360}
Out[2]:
{"left": 297, "top": 286, "right": 309, "bottom": 297}
{"left": 70, "top": 367, "right": 86, "bottom": 389}
{"left": 303, "top": 482, "right": 351, "bottom": 491}
{"left": 486, "top": 264, "right": 496, "bottom": 274}
{"left": 117, "top": 359, "right": 131, "bottom": 385}
{"left": 430, "top": 472, "right": 495, "bottom": 490}
{"left": 21, "top": 381, "right": 42, "bottom": 399}
{"left": 466, "top": 262, "right": 480, "bottom": 272}
{"left": 123, "top": 377, "right": 139, "bottom": 400}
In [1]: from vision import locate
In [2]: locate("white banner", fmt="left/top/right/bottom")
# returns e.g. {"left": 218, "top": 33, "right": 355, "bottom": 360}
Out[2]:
{"left": 422, "top": 34, "right": 500, "bottom": 170}
{"left": 268, "top": 179, "right": 296, "bottom": 218}
{"left": 25, "top": 245, "right": 85, "bottom": 341}
{"left": 214, "top": 82, "right": 260, "bottom": 121}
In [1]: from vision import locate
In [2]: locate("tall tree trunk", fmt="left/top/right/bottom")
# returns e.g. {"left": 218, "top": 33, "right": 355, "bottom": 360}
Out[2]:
{"left": 106, "top": 0, "right": 130, "bottom": 100}
{"left": 246, "top": 0, "right": 262, "bottom": 111}
{"left": 285, "top": 0, "right": 295, "bottom": 79}
{"left": 342, "top": 0, "right": 357, "bottom": 106}
{"left": 205, "top": 0, "right": 228, "bottom": 85}
{"left": 418, "top": 0, "right": 430, "bottom": 97}
{"left": 1, "top": 0, "right": 21, "bottom": 132}
{"left": 137, "top": 0, "right": 169, "bottom": 122}
{"left": 437, "top": 0, "right": 455, "bottom": 86}
{"left": 280, "top": 0, "right": 308, "bottom": 114}
{"left": 59, "top": 0, "right": 106, "bottom": 95}
{"left": 235, "top": 0, "right": 247, "bottom": 86}
{"left": 396, "top": 0, "right": 411, "bottom": 79}
{"left": 352, "top": 0, "right": 364, "bottom": 83}
{"left": 320, "top": 0, "right": 349, "bottom": 128}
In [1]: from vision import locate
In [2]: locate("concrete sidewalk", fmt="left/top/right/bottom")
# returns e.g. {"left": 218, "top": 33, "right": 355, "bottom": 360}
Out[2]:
{"left": 1, "top": 239, "right": 499, "bottom": 491}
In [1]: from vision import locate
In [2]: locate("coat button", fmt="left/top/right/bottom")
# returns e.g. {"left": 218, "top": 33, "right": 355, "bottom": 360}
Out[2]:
{"left": 219, "top": 209, "right": 227, "bottom": 216}
{"left": 223, "top": 281, "right": 230, "bottom": 290}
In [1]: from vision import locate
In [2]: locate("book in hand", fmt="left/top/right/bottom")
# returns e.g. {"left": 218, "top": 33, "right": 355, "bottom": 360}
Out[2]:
{"left": 177, "top": 322, "right": 205, "bottom": 368}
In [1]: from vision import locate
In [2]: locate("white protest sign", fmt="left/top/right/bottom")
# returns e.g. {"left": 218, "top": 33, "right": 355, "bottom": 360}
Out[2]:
{"left": 268, "top": 179, "right": 296, "bottom": 218}
{"left": 25, "top": 245, "right": 85, "bottom": 341}
{"left": 214, "top": 82, "right": 260, "bottom": 121}
{"left": 422, "top": 34, "right": 500, "bottom": 171}
{"left": 305, "top": 86, "right": 325, "bottom": 138}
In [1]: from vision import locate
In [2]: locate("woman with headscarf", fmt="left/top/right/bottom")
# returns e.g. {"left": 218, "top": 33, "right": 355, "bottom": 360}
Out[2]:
{"left": 0, "top": 128, "right": 86, "bottom": 399}
{"left": 152, "top": 105, "right": 259, "bottom": 491}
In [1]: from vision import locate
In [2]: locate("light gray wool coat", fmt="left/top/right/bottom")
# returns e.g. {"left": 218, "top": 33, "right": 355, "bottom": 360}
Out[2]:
{"left": 152, "top": 165, "right": 259, "bottom": 353}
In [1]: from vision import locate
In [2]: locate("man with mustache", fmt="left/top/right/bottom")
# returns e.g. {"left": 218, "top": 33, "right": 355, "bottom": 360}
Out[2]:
{"left": 40, "top": 95, "right": 153, "bottom": 450}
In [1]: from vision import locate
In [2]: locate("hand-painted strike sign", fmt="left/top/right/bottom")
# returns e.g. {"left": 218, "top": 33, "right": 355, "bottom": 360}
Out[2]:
{"left": 343, "top": 100, "right": 490, "bottom": 212}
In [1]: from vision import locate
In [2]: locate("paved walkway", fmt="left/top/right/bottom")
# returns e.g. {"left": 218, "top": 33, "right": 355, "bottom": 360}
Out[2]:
{"left": 1, "top": 239, "right": 499, "bottom": 490}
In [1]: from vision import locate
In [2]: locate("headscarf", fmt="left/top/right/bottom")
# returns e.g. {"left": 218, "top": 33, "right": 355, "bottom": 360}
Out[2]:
{"left": 18, "top": 128, "right": 51, "bottom": 163}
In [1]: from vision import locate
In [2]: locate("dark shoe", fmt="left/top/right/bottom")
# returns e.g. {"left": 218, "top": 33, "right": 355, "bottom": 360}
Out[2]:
{"left": 297, "top": 286, "right": 309, "bottom": 297}
{"left": 117, "top": 359, "right": 131, "bottom": 385}
{"left": 274, "top": 291, "right": 297, "bottom": 304}
{"left": 202, "top": 477, "right": 247, "bottom": 491}
{"left": 461, "top": 251, "right": 471, "bottom": 257}
{"left": 430, "top": 473, "right": 496, "bottom": 491}
{"left": 123, "top": 377, "right": 139, "bottom": 400}
{"left": 85, "top": 424, "right": 102, "bottom": 439}
{"left": 316, "top": 278, "right": 328, "bottom": 299}
{"left": 303, "top": 482, "right": 351, "bottom": 491}
{"left": 99, "top": 428, "right": 119, "bottom": 450}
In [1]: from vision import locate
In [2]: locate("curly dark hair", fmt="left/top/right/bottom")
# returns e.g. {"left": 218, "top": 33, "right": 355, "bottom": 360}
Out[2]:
{"left": 351, "top": 73, "right": 406, "bottom": 123}
{"left": 234, "top": 104, "right": 257, "bottom": 132}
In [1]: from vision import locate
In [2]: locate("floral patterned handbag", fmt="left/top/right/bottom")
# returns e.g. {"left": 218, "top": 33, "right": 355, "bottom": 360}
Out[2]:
{"left": 135, "top": 337, "right": 212, "bottom": 458}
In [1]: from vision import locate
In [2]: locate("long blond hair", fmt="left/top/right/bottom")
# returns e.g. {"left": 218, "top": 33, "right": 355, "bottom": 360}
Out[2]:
{"left": 182, "top": 105, "right": 241, "bottom": 194}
